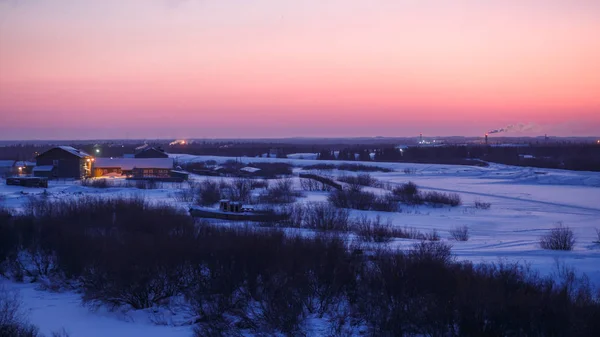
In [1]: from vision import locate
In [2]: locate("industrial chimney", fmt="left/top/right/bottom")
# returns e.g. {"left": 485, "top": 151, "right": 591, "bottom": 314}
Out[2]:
{"left": 485, "top": 133, "right": 488, "bottom": 145}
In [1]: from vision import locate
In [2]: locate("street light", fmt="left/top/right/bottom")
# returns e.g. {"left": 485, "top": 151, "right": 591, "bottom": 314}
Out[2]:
{"left": 95, "top": 149, "right": 100, "bottom": 154}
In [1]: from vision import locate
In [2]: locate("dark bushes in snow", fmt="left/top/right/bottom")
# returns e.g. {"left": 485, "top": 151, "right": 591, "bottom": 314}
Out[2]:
{"left": 540, "top": 222, "right": 576, "bottom": 251}
{"left": 196, "top": 180, "right": 221, "bottom": 206}
{"left": 474, "top": 199, "right": 492, "bottom": 209}
{"left": 392, "top": 182, "right": 462, "bottom": 207}
{"left": 449, "top": 225, "right": 470, "bottom": 241}
{"left": 259, "top": 179, "right": 303, "bottom": 204}
{"left": 392, "top": 181, "right": 422, "bottom": 205}
{"left": 337, "top": 173, "right": 378, "bottom": 187}
{"left": 299, "top": 177, "right": 332, "bottom": 192}
{"left": 0, "top": 287, "right": 41, "bottom": 337}
{"left": 2, "top": 198, "right": 600, "bottom": 336}
{"left": 422, "top": 191, "right": 462, "bottom": 207}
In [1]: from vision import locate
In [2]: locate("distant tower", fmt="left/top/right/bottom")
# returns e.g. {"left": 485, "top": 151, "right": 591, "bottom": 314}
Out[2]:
{"left": 419, "top": 133, "right": 423, "bottom": 144}
{"left": 485, "top": 133, "right": 488, "bottom": 145}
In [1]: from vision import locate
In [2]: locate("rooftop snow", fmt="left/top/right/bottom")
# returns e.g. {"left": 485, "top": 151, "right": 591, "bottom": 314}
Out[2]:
{"left": 15, "top": 161, "right": 36, "bottom": 167}
{"left": 57, "top": 146, "right": 91, "bottom": 158}
{"left": 93, "top": 158, "right": 173, "bottom": 170}
{"left": 0, "top": 160, "right": 15, "bottom": 168}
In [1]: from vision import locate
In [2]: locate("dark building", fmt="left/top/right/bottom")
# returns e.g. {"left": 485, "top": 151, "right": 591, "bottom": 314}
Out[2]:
{"left": 134, "top": 146, "right": 168, "bottom": 159}
{"left": 35, "top": 146, "right": 92, "bottom": 179}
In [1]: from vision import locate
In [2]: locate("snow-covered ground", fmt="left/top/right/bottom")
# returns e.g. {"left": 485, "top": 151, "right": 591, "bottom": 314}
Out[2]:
{"left": 1, "top": 155, "right": 600, "bottom": 336}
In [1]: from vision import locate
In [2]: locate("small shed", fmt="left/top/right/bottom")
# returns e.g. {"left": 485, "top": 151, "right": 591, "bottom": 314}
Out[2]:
{"left": 32, "top": 165, "right": 55, "bottom": 178}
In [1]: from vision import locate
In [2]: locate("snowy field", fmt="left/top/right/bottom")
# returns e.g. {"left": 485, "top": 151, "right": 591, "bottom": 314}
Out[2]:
{"left": 1, "top": 155, "right": 600, "bottom": 336}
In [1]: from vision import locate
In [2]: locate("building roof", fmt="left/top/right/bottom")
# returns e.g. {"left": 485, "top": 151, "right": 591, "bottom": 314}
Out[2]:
{"left": 55, "top": 146, "right": 91, "bottom": 158}
{"left": 33, "top": 165, "right": 54, "bottom": 172}
{"left": 0, "top": 160, "right": 15, "bottom": 168}
{"left": 94, "top": 158, "right": 174, "bottom": 170}
{"left": 15, "top": 161, "right": 36, "bottom": 167}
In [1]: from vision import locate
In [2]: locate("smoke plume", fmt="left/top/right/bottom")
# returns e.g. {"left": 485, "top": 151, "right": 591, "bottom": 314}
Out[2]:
{"left": 488, "top": 123, "right": 540, "bottom": 134}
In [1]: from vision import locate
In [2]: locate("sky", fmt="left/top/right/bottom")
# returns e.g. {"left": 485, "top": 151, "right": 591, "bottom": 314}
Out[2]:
{"left": 0, "top": 0, "right": 599, "bottom": 140}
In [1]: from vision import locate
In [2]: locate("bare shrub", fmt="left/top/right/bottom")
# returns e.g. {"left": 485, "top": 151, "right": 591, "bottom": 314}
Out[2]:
{"left": 50, "top": 328, "right": 71, "bottom": 337}
{"left": 422, "top": 191, "right": 461, "bottom": 207}
{"left": 250, "top": 179, "right": 269, "bottom": 190}
{"left": 408, "top": 241, "right": 454, "bottom": 264}
{"left": 474, "top": 199, "right": 492, "bottom": 210}
{"left": 353, "top": 216, "right": 403, "bottom": 243}
{"left": 299, "top": 178, "right": 332, "bottom": 192}
{"left": 403, "top": 167, "right": 417, "bottom": 174}
{"left": 0, "top": 287, "right": 41, "bottom": 337}
{"left": 450, "top": 226, "right": 470, "bottom": 241}
{"left": 424, "top": 229, "right": 440, "bottom": 242}
{"left": 540, "top": 223, "right": 575, "bottom": 251}
{"left": 594, "top": 228, "right": 600, "bottom": 244}
{"left": 197, "top": 180, "right": 221, "bottom": 206}
{"left": 304, "top": 202, "right": 351, "bottom": 231}
{"left": 392, "top": 182, "right": 422, "bottom": 205}
{"left": 371, "top": 193, "right": 399, "bottom": 212}
{"left": 260, "top": 179, "right": 303, "bottom": 204}
{"left": 173, "top": 182, "right": 197, "bottom": 203}
{"left": 338, "top": 173, "right": 377, "bottom": 187}
{"left": 328, "top": 185, "right": 375, "bottom": 211}
{"left": 225, "top": 178, "right": 252, "bottom": 203}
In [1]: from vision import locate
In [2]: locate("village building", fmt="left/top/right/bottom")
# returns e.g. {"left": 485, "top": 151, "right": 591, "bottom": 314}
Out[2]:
{"left": 93, "top": 157, "right": 174, "bottom": 178}
{"left": 34, "top": 146, "right": 93, "bottom": 179}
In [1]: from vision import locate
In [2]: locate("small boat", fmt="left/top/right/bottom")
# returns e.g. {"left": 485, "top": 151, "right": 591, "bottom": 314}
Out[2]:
{"left": 189, "top": 200, "right": 289, "bottom": 222}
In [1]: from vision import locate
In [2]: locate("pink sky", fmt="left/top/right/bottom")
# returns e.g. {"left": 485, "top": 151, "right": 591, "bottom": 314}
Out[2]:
{"left": 1, "top": 0, "right": 599, "bottom": 139}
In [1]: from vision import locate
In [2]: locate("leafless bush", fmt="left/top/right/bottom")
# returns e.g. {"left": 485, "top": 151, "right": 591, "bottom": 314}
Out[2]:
{"left": 403, "top": 167, "right": 417, "bottom": 175}
{"left": 50, "top": 328, "right": 71, "bottom": 337}
{"left": 408, "top": 241, "right": 454, "bottom": 264}
{"left": 424, "top": 229, "right": 440, "bottom": 241}
{"left": 450, "top": 226, "right": 469, "bottom": 241}
{"left": 250, "top": 179, "right": 269, "bottom": 190}
{"left": 392, "top": 182, "right": 422, "bottom": 205}
{"left": 196, "top": 180, "right": 221, "bottom": 206}
{"left": 0, "top": 287, "right": 41, "bottom": 337}
{"left": 81, "top": 178, "right": 111, "bottom": 188}
{"left": 224, "top": 178, "right": 252, "bottom": 203}
{"left": 540, "top": 223, "right": 575, "bottom": 251}
{"left": 299, "top": 178, "right": 332, "bottom": 192}
{"left": 328, "top": 185, "right": 376, "bottom": 211}
{"left": 173, "top": 182, "right": 198, "bottom": 203}
{"left": 260, "top": 179, "right": 303, "bottom": 204}
{"left": 304, "top": 202, "right": 351, "bottom": 231}
{"left": 422, "top": 191, "right": 462, "bottom": 207}
{"left": 474, "top": 199, "right": 492, "bottom": 210}
{"left": 338, "top": 173, "right": 378, "bottom": 187}
{"left": 594, "top": 228, "right": 600, "bottom": 244}
{"left": 353, "top": 216, "right": 403, "bottom": 243}
{"left": 371, "top": 193, "right": 399, "bottom": 212}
